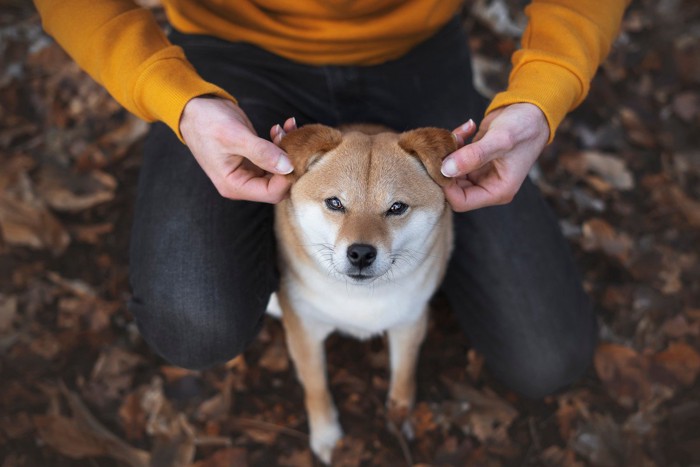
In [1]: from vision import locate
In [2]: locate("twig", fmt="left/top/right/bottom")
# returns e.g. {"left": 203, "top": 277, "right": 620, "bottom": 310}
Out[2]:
{"left": 194, "top": 435, "right": 233, "bottom": 447}
{"left": 386, "top": 420, "right": 414, "bottom": 467}
{"left": 231, "top": 417, "right": 309, "bottom": 441}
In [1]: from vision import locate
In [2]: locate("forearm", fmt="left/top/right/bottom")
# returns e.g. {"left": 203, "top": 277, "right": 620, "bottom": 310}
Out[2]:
{"left": 34, "top": 0, "right": 236, "bottom": 140}
{"left": 485, "top": 0, "right": 630, "bottom": 141}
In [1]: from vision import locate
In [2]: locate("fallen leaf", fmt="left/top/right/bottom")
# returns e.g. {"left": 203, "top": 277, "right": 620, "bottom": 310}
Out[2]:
{"left": 36, "top": 163, "right": 117, "bottom": 212}
{"left": 569, "top": 414, "right": 623, "bottom": 467}
{"left": 581, "top": 218, "right": 634, "bottom": 262}
{"left": 0, "top": 294, "right": 18, "bottom": 333}
{"left": 650, "top": 341, "right": 700, "bottom": 386}
{"left": 672, "top": 91, "right": 699, "bottom": 122}
{"left": 84, "top": 347, "right": 145, "bottom": 406}
{"left": 540, "top": 445, "right": 585, "bottom": 467}
{"left": 34, "top": 383, "right": 150, "bottom": 467}
{"left": 258, "top": 337, "right": 289, "bottom": 373}
{"left": 668, "top": 186, "right": 700, "bottom": 228}
{"left": 581, "top": 151, "right": 635, "bottom": 190}
{"left": 594, "top": 343, "right": 651, "bottom": 409}
{"left": 440, "top": 377, "right": 518, "bottom": 445}
{"left": 192, "top": 447, "right": 248, "bottom": 467}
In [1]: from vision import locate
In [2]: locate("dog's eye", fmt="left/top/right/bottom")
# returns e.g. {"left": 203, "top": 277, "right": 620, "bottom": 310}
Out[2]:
{"left": 387, "top": 201, "right": 408, "bottom": 216}
{"left": 324, "top": 197, "right": 345, "bottom": 212}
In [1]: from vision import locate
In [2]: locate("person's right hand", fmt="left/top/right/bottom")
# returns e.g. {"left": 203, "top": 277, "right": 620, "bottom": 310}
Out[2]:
{"left": 179, "top": 96, "right": 293, "bottom": 203}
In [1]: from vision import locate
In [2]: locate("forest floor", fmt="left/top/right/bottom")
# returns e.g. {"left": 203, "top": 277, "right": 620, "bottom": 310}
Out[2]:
{"left": 1, "top": 0, "right": 700, "bottom": 465}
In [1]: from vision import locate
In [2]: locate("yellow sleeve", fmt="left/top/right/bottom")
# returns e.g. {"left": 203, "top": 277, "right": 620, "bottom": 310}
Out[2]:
{"left": 33, "top": 0, "right": 237, "bottom": 141}
{"left": 485, "top": 0, "right": 629, "bottom": 142}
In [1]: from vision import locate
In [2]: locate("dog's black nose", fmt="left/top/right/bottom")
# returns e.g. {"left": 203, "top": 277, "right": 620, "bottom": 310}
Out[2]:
{"left": 347, "top": 244, "right": 377, "bottom": 268}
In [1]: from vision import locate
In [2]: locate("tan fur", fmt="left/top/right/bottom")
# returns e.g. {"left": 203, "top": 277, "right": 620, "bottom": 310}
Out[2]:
{"left": 274, "top": 124, "right": 456, "bottom": 464}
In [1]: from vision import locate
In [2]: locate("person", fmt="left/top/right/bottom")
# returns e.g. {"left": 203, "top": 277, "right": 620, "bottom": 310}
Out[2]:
{"left": 35, "top": 0, "right": 628, "bottom": 398}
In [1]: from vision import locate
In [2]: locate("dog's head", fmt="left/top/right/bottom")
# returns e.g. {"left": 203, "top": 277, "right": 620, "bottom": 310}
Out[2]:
{"left": 280, "top": 124, "right": 456, "bottom": 283}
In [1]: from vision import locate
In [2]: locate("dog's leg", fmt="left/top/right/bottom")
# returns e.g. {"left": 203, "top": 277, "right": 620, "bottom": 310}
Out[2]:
{"left": 386, "top": 308, "right": 429, "bottom": 437}
{"left": 281, "top": 304, "right": 340, "bottom": 464}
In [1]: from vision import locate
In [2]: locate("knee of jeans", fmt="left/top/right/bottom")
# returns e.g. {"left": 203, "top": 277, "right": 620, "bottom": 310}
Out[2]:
{"left": 493, "top": 327, "right": 597, "bottom": 399}
{"left": 129, "top": 293, "right": 266, "bottom": 371}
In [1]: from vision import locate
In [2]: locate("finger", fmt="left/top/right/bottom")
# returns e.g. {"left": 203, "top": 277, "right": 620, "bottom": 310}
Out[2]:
{"left": 440, "top": 129, "right": 511, "bottom": 178}
{"left": 240, "top": 134, "right": 293, "bottom": 174}
{"left": 224, "top": 172, "right": 292, "bottom": 204}
{"left": 270, "top": 124, "right": 286, "bottom": 145}
{"left": 444, "top": 175, "right": 518, "bottom": 212}
{"left": 451, "top": 119, "right": 477, "bottom": 147}
{"left": 443, "top": 183, "right": 498, "bottom": 212}
{"left": 283, "top": 117, "right": 297, "bottom": 133}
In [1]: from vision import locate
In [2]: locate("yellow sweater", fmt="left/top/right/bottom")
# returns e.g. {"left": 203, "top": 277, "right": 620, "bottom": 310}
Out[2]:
{"left": 34, "top": 0, "right": 628, "bottom": 142}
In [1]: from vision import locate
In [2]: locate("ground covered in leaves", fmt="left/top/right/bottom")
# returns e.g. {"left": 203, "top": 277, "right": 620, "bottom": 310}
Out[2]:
{"left": 2, "top": 0, "right": 700, "bottom": 465}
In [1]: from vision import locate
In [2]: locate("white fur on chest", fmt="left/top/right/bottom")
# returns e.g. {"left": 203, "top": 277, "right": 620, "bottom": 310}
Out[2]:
{"left": 282, "top": 252, "right": 441, "bottom": 340}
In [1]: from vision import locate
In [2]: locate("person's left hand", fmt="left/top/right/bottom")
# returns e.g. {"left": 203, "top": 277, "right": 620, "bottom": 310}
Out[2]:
{"left": 440, "top": 102, "right": 550, "bottom": 212}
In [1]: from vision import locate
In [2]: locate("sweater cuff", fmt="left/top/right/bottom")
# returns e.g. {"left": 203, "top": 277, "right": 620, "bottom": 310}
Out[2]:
{"left": 485, "top": 59, "right": 583, "bottom": 143}
{"left": 133, "top": 52, "right": 237, "bottom": 142}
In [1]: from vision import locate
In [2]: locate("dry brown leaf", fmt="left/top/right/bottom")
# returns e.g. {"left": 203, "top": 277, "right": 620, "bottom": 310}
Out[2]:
{"left": 540, "top": 445, "right": 585, "bottom": 467}
{"left": 36, "top": 164, "right": 117, "bottom": 212}
{"left": 0, "top": 156, "right": 70, "bottom": 254}
{"left": 0, "top": 195, "right": 70, "bottom": 254}
{"left": 69, "top": 222, "right": 114, "bottom": 244}
{"left": 34, "top": 383, "right": 150, "bottom": 467}
{"left": 594, "top": 344, "right": 651, "bottom": 409}
{"left": 332, "top": 436, "right": 366, "bottom": 467}
{"left": 410, "top": 402, "right": 438, "bottom": 439}
{"left": 84, "top": 347, "right": 145, "bottom": 406}
{"left": 27, "top": 330, "right": 62, "bottom": 360}
{"left": 192, "top": 447, "right": 249, "bottom": 467}
{"left": 34, "top": 413, "right": 110, "bottom": 458}
{"left": 651, "top": 341, "right": 700, "bottom": 386}
{"left": 661, "top": 314, "right": 700, "bottom": 338}
{"left": 581, "top": 218, "right": 634, "bottom": 262}
{"left": 556, "top": 390, "right": 592, "bottom": 441}
{"left": 668, "top": 186, "right": 700, "bottom": 228}
{"left": 569, "top": 414, "right": 623, "bottom": 467}
{"left": 196, "top": 393, "right": 229, "bottom": 422}
{"left": 440, "top": 377, "right": 518, "bottom": 445}
{"left": 277, "top": 448, "right": 312, "bottom": 467}
{"left": 581, "top": 151, "right": 635, "bottom": 190}
{"left": 0, "top": 411, "right": 34, "bottom": 440}
{"left": 0, "top": 294, "right": 18, "bottom": 333}
{"left": 258, "top": 337, "right": 289, "bottom": 372}
{"left": 118, "top": 391, "right": 147, "bottom": 441}
{"left": 149, "top": 415, "right": 197, "bottom": 467}
{"left": 672, "top": 91, "right": 699, "bottom": 122}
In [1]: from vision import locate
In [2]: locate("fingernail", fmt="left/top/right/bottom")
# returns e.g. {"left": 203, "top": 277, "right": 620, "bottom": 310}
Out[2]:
{"left": 291, "top": 117, "right": 297, "bottom": 128}
{"left": 461, "top": 119, "right": 475, "bottom": 132}
{"left": 274, "top": 124, "right": 282, "bottom": 133}
{"left": 441, "top": 157, "right": 459, "bottom": 177}
{"left": 275, "top": 154, "right": 294, "bottom": 174}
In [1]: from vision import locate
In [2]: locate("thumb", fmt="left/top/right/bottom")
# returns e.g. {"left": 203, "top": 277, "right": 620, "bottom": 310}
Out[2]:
{"left": 239, "top": 133, "right": 294, "bottom": 175}
{"left": 440, "top": 129, "right": 507, "bottom": 177}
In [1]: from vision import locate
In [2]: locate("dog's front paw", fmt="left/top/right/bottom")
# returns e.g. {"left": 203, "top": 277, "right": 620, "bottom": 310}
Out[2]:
{"left": 311, "top": 421, "right": 343, "bottom": 465}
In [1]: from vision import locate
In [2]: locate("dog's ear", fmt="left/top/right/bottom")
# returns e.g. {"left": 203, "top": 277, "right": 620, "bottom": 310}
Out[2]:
{"left": 398, "top": 128, "right": 458, "bottom": 187}
{"left": 279, "top": 124, "right": 343, "bottom": 180}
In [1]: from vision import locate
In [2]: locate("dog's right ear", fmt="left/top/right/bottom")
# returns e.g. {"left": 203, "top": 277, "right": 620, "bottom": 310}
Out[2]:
{"left": 279, "top": 124, "right": 343, "bottom": 180}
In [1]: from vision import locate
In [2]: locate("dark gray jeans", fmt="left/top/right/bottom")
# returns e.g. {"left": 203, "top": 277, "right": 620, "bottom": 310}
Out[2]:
{"left": 128, "top": 18, "right": 596, "bottom": 398}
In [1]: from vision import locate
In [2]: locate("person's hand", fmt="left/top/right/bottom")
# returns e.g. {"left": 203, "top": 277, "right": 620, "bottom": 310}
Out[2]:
{"left": 440, "top": 103, "right": 550, "bottom": 212}
{"left": 179, "top": 96, "right": 294, "bottom": 203}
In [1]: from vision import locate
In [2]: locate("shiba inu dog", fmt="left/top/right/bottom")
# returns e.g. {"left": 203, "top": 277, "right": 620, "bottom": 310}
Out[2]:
{"left": 273, "top": 124, "right": 456, "bottom": 464}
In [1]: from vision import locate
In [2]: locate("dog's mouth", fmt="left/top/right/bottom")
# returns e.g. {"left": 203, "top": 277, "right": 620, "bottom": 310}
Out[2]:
{"left": 347, "top": 273, "right": 373, "bottom": 281}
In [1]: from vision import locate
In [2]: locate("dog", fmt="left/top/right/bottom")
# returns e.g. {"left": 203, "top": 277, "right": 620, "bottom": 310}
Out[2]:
{"left": 272, "top": 124, "right": 456, "bottom": 464}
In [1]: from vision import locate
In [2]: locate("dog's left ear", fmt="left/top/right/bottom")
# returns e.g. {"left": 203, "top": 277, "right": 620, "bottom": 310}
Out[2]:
{"left": 398, "top": 128, "right": 458, "bottom": 187}
{"left": 279, "top": 124, "right": 343, "bottom": 180}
